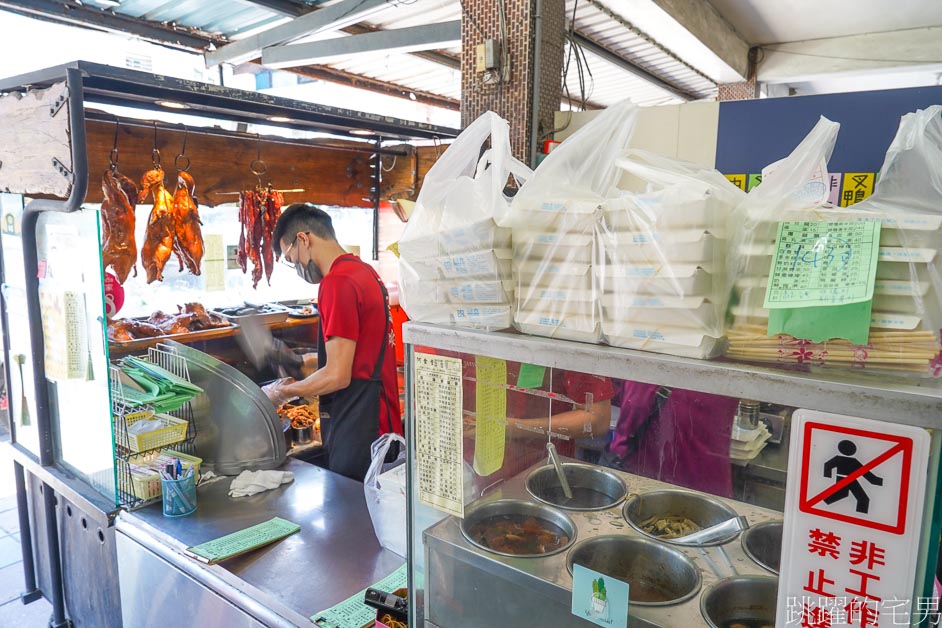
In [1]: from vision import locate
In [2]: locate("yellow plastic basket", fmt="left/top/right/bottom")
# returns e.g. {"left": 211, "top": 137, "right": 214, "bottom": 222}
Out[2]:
{"left": 115, "top": 410, "right": 188, "bottom": 453}
{"left": 120, "top": 450, "right": 202, "bottom": 502}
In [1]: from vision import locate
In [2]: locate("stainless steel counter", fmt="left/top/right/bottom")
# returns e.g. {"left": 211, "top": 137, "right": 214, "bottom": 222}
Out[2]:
{"left": 116, "top": 458, "right": 403, "bottom": 625}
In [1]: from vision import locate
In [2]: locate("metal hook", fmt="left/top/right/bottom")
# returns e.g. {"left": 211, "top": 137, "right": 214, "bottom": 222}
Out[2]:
{"left": 432, "top": 135, "right": 442, "bottom": 158}
{"left": 152, "top": 121, "right": 161, "bottom": 168}
{"left": 109, "top": 117, "right": 120, "bottom": 172}
{"left": 249, "top": 133, "right": 267, "bottom": 184}
{"left": 174, "top": 124, "right": 190, "bottom": 172}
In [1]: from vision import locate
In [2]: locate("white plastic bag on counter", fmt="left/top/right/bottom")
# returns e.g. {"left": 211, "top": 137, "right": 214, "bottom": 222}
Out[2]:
{"left": 598, "top": 150, "right": 744, "bottom": 358}
{"left": 364, "top": 433, "right": 407, "bottom": 557}
{"left": 507, "top": 100, "right": 638, "bottom": 343}
{"left": 398, "top": 111, "right": 531, "bottom": 330}
{"left": 727, "top": 111, "right": 942, "bottom": 376}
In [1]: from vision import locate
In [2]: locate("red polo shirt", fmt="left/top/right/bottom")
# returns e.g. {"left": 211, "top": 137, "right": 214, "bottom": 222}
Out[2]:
{"left": 317, "top": 255, "right": 403, "bottom": 436}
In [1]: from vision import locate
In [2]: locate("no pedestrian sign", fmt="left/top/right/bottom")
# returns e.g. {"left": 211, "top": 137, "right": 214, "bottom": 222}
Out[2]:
{"left": 777, "top": 410, "right": 930, "bottom": 628}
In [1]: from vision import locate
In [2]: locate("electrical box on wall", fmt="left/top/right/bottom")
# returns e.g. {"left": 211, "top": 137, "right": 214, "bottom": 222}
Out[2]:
{"left": 475, "top": 39, "right": 500, "bottom": 73}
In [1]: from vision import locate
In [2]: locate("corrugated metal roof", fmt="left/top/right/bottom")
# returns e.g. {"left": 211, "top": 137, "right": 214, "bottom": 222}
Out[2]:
{"left": 84, "top": 0, "right": 717, "bottom": 108}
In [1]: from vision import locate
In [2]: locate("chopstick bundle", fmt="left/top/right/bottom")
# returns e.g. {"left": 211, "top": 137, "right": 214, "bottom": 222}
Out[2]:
{"left": 726, "top": 324, "right": 942, "bottom": 374}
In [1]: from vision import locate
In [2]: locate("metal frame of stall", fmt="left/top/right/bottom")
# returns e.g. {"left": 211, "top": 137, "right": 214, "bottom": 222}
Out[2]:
{"left": 402, "top": 322, "right": 942, "bottom": 626}
{"left": 0, "top": 61, "right": 458, "bottom": 627}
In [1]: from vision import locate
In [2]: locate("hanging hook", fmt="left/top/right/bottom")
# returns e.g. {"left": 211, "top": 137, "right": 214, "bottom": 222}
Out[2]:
{"left": 249, "top": 133, "right": 267, "bottom": 185}
{"left": 432, "top": 135, "right": 442, "bottom": 158}
{"left": 109, "top": 117, "right": 120, "bottom": 172}
{"left": 174, "top": 124, "right": 190, "bottom": 172}
{"left": 151, "top": 121, "right": 161, "bottom": 168}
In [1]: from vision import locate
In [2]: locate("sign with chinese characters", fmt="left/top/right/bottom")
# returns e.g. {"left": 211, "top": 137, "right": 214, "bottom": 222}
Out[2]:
{"left": 414, "top": 352, "right": 465, "bottom": 518}
{"left": 777, "top": 410, "right": 930, "bottom": 628}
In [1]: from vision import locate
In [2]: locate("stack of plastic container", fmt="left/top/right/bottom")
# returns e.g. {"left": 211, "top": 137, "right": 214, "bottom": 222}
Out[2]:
{"left": 398, "top": 112, "right": 530, "bottom": 330}
{"left": 597, "top": 152, "right": 742, "bottom": 358}
{"left": 507, "top": 101, "right": 639, "bottom": 343}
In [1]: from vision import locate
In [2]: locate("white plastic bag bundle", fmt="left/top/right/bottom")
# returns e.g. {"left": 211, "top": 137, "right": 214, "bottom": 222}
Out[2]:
{"left": 727, "top": 110, "right": 942, "bottom": 376}
{"left": 364, "top": 432, "right": 407, "bottom": 557}
{"left": 398, "top": 112, "right": 531, "bottom": 330}
{"left": 506, "top": 100, "right": 638, "bottom": 343}
{"left": 598, "top": 150, "right": 744, "bottom": 358}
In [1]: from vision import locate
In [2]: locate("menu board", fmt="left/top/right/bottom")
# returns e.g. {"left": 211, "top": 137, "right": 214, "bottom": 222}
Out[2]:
{"left": 414, "top": 352, "right": 464, "bottom": 518}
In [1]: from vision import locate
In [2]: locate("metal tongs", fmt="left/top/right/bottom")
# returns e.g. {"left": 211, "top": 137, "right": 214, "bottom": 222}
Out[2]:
{"left": 670, "top": 515, "right": 749, "bottom": 546}
{"left": 546, "top": 442, "right": 573, "bottom": 500}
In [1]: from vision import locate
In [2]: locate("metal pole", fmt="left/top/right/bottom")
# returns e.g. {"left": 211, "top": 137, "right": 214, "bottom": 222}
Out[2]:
{"left": 372, "top": 138, "right": 381, "bottom": 261}
{"left": 42, "top": 486, "right": 71, "bottom": 628}
{"left": 13, "top": 462, "right": 41, "bottom": 604}
{"left": 528, "top": 0, "right": 544, "bottom": 168}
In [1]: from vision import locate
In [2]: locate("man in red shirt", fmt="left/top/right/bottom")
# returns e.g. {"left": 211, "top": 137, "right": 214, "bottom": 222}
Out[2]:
{"left": 266, "top": 203, "right": 402, "bottom": 481}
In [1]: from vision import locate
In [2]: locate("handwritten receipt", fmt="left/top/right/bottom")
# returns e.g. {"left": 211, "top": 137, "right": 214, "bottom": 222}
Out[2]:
{"left": 415, "top": 352, "right": 465, "bottom": 518}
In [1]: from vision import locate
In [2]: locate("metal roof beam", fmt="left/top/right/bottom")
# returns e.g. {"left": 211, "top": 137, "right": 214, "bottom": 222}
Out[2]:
{"left": 262, "top": 21, "right": 461, "bottom": 68}
{"left": 0, "top": 0, "right": 221, "bottom": 50}
{"left": 205, "top": 0, "right": 393, "bottom": 67}
{"left": 238, "top": 0, "right": 308, "bottom": 18}
{"left": 572, "top": 32, "right": 697, "bottom": 101}
{"left": 289, "top": 65, "right": 460, "bottom": 112}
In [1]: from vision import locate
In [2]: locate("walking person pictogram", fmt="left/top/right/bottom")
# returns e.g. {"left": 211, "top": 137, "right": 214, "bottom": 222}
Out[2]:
{"left": 823, "top": 440, "right": 883, "bottom": 513}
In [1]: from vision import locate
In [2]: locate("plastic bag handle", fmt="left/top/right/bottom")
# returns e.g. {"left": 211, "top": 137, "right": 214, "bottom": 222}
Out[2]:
{"left": 364, "top": 432, "right": 406, "bottom": 489}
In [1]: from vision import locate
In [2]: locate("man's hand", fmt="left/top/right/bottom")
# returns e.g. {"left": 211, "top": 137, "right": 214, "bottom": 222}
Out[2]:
{"left": 262, "top": 377, "right": 296, "bottom": 408}
{"left": 267, "top": 338, "right": 304, "bottom": 379}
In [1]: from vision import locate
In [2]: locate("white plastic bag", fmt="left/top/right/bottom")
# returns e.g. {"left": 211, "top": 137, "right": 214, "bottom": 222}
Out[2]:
{"left": 727, "top": 111, "right": 942, "bottom": 376}
{"left": 507, "top": 100, "right": 638, "bottom": 343}
{"left": 598, "top": 150, "right": 744, "bottom": 358}
{"left": 398, "top": 111, "right": 532, "bottom": 330}
{"left": 364, "top": 432, "right": 407, "bottom": 557}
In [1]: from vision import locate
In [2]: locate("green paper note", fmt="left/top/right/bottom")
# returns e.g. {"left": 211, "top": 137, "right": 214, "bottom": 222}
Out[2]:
{"left": 185, "top": 517, "right": 300, "bottom": 564}
{"left": 516, "top": 363, "right": 546, "bottom": 389}
{"left": 764, "top": 221, "right": 881, "bottom": 309}
{"left": 312, "top": 563, "right": 407, "bottom": 628}
{"left": 474, "top": 356, "right": 507, "bottom": 477}
{"left": 769, "top": 300, "right": 874, "bottom": 345}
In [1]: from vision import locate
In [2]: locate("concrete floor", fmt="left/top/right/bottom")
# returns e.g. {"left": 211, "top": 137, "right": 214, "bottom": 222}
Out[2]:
{"left": 0, "top": 446, "right": 53, "bottom": 628}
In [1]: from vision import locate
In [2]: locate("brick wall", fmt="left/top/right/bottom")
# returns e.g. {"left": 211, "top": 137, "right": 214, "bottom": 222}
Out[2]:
{"left": 717, "top": 76, "right": 758, "bottom": 101}
{"left": 461, "top": 0, "right": 565, "bottom": 162}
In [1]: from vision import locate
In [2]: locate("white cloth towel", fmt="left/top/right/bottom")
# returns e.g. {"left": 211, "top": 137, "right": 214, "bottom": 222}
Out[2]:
{"left": 228, "top": 470, "right": 294, "bottom": 498}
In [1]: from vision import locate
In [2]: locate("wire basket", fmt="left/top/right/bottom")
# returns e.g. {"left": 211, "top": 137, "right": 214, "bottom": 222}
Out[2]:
{"left": 114, "top": 409, "right": 188, "bottom": 453}
{"left": 118, "top": 450, "right": 202, "bottom": 502}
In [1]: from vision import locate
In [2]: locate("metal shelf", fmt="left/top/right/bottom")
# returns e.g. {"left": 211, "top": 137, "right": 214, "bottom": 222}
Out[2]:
{"left": 403, "top": 322, "right": 942, "bottom": 430}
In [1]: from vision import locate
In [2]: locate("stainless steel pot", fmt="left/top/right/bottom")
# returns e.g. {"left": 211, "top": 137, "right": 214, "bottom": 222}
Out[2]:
{"left": 526, "top": 463, "right": 627, "bottom": 511}
{"left": 566, "top": 535, "right": 701, "bottom": 607}
{"left": 460, "top": 498, "right": 577, "bottom": 558}
{"left": 623, "top": 489, "right": 741, "bottom": 547}
{"left": 291, "top": 425, "right": 314, "bottom": 446}
{"left": 700, "top": 576, "right": 778, "bottom": 628}
{"left": 741, "top": 520, "right": 783, "bottom": 574}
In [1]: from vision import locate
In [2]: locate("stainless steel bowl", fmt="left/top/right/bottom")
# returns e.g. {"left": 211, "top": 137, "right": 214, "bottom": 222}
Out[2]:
{"left": 460, "top": 499, "right": 577, "bottom": 558}
{"left": 566, "top": 535, "right": 701, "bottom": 607}
{"left": 700, "top": 576, "right": 778, "bottom": 628}
{"left": 623, "top": 490, "right": 741, "bottom": 547}
{"left": 526, "top": 463, "right": 627, "bottom": 511}
{"left": 291, "top": 425, "right": 314, "bottom": 446}
{"left": 741, "top": 520, "right": 783, "bottom": 574}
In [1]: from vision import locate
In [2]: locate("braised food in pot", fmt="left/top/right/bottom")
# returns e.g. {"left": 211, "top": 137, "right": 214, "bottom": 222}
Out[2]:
{"left": 638, "top": 514, "right": 702, "bottom": 539}
{"left": 467, "top": 515, "right": 569, "bottom": 555}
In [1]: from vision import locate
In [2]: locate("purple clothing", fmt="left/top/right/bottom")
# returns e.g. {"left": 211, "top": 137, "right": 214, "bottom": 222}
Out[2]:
{"left": 610, "top": 382, "right": 737, "bottom": 498}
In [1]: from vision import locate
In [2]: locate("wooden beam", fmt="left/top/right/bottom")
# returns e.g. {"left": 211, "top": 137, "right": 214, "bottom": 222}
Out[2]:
{"left": 83, "top": 119, "right": 374, "bottom": 208}
{"left": 262, "top": 21, "right": 462, "bottom": 68}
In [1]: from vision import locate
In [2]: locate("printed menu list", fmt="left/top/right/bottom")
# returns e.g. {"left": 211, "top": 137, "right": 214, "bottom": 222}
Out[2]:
{"left": 414, "top": 352, "right": 465, "bottom": 518}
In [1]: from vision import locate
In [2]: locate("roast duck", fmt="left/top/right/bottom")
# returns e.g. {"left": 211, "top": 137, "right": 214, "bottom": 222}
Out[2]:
{"left": 238, "top": 187, "right": 284, "bottom": 289}
{"left": 100, "top": 169, "right": 139, "bottom": 284}
{"left": 108, "top": 302, "right": 229, "bottom": 342}
{"left": 139, "top": 167, "right": 205, "bottom": 283}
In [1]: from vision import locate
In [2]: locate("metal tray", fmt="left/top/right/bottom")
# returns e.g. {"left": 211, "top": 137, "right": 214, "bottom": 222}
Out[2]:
{"left": 214, "top": 303, "right": 290, "bottom": 325}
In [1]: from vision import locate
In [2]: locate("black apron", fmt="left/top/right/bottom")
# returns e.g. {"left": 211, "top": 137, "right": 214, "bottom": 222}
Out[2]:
{"left": 317, "top": 258, "right": 393, "bottom": 481}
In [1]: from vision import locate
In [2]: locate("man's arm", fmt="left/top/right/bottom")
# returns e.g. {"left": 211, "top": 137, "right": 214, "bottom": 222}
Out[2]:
{"left": 510, "top": 401, "right": 612, "bottom": 439}
{"left": 280, "top": 337, "right": 356, "bottom": 399}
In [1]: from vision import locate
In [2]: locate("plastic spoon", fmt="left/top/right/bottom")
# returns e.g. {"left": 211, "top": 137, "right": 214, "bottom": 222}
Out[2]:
{"left": 546, "top": 442, "right": 573, "bottom": 501}
{"left": 670, "top": 515, "right": 749, "bottom": 546}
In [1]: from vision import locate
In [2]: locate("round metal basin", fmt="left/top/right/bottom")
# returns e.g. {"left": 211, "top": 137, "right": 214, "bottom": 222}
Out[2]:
{"left": 566, "top": 535, "right": 701, "bottom": 607}
{"left": 623, "top": 490, "right": 741, "bottom": 547}
{"left": 741, "top": 520, "right": 783, "bottom": 574}
{"left": 701, "top": 576, "right": 778, "bottom": 628}
{"left": 460, "top": 499, "right": 577, "bottom": 558}
{"left": 527, "top": 463, "right": 627, "bottom": 511}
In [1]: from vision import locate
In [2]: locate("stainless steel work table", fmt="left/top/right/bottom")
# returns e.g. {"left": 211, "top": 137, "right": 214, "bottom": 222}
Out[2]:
{"left": 114, "top": 458, "right": 404, "bottom": 627}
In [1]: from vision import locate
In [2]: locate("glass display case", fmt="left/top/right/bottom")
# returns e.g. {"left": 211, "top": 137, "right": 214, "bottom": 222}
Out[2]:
{"left": 403, "top": 322, "right": 942, "bottom": 628}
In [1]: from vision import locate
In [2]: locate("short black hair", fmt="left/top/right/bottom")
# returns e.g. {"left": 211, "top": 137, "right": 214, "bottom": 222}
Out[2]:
{"left": 273, "top": 203, "right": 337, "bottom": 256}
